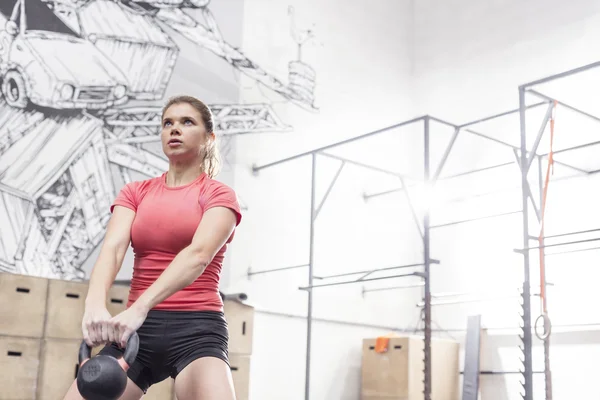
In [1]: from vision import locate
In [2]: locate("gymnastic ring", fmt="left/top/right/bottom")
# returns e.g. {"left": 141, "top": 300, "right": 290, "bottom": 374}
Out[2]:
{"left": 534, "top": 313, "right": 551, "bottom": 340}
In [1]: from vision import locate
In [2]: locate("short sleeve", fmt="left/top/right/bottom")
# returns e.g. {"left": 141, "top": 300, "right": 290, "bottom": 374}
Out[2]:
{"left": 203, "top": 183, "right": 242, "bottom": 226}
{"left": 110, "top": 182, "right": 139, "bottom": 213}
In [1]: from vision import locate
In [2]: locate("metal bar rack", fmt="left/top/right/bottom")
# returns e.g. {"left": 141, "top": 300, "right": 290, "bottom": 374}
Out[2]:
{"left": 516, "top": 60, "right": 600, "bottom": 400}
{"left": 249, "top": 112, "right": 527, "bottom": 400}
{"left": 247, "top": 61, "right": 600, "bottom": 398}
{"left": 251, "top": 116, "right": 435, "bottom": 400}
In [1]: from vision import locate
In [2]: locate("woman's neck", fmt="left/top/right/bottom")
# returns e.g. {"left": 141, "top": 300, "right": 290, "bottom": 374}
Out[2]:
{"left": 165, "top": 161, "right": 204, "bottom": 187}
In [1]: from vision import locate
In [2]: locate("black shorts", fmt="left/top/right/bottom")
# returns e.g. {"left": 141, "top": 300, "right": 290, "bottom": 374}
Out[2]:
{"left": 98, "top": 309, "right": 229, "bottom": 393}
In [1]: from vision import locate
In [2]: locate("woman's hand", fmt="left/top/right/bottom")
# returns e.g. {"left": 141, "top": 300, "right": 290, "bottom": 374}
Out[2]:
{"left": 109, "top": 305, "right": 149, "bottom": 348}
{"left": 81, "top": 305, "right": 113, "bottom": 348}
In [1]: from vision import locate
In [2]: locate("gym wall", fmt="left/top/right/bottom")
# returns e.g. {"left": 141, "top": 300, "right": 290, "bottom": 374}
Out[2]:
{"left": 226, "top": 0, "right": 600, "bottom": 399}
{"left": 226, "top": 0, "right": 419, "bottom": 399}
{"left": 1, "top": 0, "right": 417, "bottom": 399}
{"left": 2, "top": 0, "right": 600, "bottom": 399}
{"left": 411, "top": 1, "right": 600, "bottom": 398}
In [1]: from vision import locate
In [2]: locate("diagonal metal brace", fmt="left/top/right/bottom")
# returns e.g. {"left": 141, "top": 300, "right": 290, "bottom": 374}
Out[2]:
{"left": 513, "top": 149, "right": 541, "bottom": 222}
{"left": 524, "top": 102, "right": 554, "bottom": 174}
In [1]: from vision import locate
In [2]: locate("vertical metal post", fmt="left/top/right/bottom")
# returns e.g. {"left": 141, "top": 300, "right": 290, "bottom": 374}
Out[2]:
{"left": 518, "top": 88, "right": 534, "bottom": 400}
{"left": 538, "top": 153, "right": 553, "bottom": 400}
{"left": 304, "top": 153, "right": 317, "bottom": 400}
{"left": 423, "top": 117, "right": 432, "bottom": 400}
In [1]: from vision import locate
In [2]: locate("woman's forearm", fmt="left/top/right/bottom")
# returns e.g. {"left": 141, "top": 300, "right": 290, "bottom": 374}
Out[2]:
{"left": 130, "top": 245, "right": 209, "bottom": 313}
{"left": 85, "top": 206, "right": 135, "bottom": 308}
{"left": 85, "top": 244, "right": 127, "bottom": 307}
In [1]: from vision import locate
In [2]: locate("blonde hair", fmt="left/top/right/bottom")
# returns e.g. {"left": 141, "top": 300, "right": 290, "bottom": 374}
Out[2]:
{"left": 162, "top": 95, "right": 222, "bottom": 178}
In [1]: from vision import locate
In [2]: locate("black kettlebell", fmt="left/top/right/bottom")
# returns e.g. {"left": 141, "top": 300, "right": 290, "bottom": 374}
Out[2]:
{"left": 76, "top": 333, "right": 140, "bottom": 400}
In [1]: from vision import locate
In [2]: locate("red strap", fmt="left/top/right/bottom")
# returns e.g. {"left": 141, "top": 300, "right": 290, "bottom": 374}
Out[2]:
{"left": 538, "top": 100, "right": 557, "bottom": 313}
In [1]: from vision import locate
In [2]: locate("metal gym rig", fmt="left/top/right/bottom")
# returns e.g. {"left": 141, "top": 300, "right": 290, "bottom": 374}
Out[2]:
{"left": 248, "top": 59, "right": 600, "bottom": 400}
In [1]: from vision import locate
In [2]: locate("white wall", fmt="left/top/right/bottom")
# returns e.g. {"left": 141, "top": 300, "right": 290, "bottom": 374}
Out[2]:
{"left": 413, "top": 0, "right": 600, "bottom": 121}
{"left": 224, "top": 1, "right": 600, "bottom": 400}
{"left": 412, "top": 0, "right": 600, "bottom": 399}
{"left": 225, "top": 0, "right": 418, "bottom": 399}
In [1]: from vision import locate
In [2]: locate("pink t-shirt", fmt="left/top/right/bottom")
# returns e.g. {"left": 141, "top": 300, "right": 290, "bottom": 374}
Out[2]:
{"left": 110, "top": 172, "right": 242, "bottom": 312}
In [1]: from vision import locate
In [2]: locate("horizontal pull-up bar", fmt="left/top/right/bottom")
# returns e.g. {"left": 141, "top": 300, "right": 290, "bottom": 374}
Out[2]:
{"left": 460, "top": 370, "right": 545, "bottom": 375}
{"left": 252, "top": 115, "right": 426, "bottom": 172}
{"left": 431, "top": 285, "right": 548, "bottom": 298}
{"left": 465, "top": 128, "right": 587, "bottom": 174}
{"left": 442, "top": 161, "right": 516, "bottom": 180}
{"left": 362, "top": 282, "right": 424, "bottom": 296}
{"left": 519, "top": 59, "right": 600, "bottom": 89}
{"left": 514, "top": 237, "right": 600, "bottom": 253}
{"left": 319, "top": 152, "right": 409, "bottom": 179}
{"left": 431, "top": 210, "right": 522, "bottom": 229}
{"left": 458, "top": 101, "right": 548, "bottom": 129}
{"left": 299, "top": 272, "right": 424, "bottom": 291}
{"left": 247, "top": 261, "right": 437, "bottom": 281}
{"left": 541, "top": 227, "right": 600, "bottom": 240}
{"left": 546, "top": 245, "right": 600, "bottom": 257}
{"left": 363, "top": 161, "right": 517, "bottom": 201}
{"left": 416, "top": 293, "right": 539, "bottom": 307}
{"left": 363, "top": 187, "right": 403, "bottom": 201}
{"left": 527, "top": 89, "right": 600, "bottom": 124}
{"left": 539, "top": 139, "right": 600, "bottom": 158}
{"left": 315, "top": 261, "right": 439, "bottom": 280}
{"left": 247, "top": 263, "right": 312, "bottom": 278}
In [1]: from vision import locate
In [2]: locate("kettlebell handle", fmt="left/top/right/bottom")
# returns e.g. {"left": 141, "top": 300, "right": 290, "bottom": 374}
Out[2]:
{"left": 78, "top": 332, "right": 140, "bottom": 369}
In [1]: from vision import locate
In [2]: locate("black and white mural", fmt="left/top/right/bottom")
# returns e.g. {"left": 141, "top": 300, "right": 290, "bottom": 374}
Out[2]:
{"left": 0, "top": 0, "right": 318, "bottom": 280}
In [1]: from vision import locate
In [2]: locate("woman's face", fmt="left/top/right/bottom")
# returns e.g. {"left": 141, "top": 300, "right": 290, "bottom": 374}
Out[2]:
{"left": 161, "top": 102, "right": 212, "bottom": 162}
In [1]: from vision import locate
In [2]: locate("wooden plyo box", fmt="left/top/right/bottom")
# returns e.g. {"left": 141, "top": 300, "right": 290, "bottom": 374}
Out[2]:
{"left": 223, "top": 300, "right": 254, "bottom": 355}
{"left": 106, "top": 283, "right": 130, "bottom": 316}
{"left": 44, "top": 279, "right": 88, "bottom": 340}
{"left": 0, "top": 336, "right": 41, "bottom": 400}
{"left": 0, "top": 273, "right": 48, "bottom": 338}
{"left": 361, "top": 336, "right": 460, "bottom": 400}
{"left": 37, "top": 338, "right": 80, "bottom": 400}
{"left": 0, "top": 273, "right": 253, "bottom": 400}
{"left": 230, "top": 353, "right": 251, "bottom": 400}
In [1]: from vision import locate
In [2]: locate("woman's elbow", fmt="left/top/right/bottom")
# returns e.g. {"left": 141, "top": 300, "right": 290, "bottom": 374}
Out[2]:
{"left": 195, "top": 259, "right": 210, "bottom": 273}
{"left": 188, "top": 248, "right": 211, "bottom": 272}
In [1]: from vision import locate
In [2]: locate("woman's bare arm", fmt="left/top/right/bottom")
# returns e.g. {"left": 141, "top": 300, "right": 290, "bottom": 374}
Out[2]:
{"left": 85, "top": 206, "right": 136, "bottom": 308}
{"left": 130, "top": 206, "right": 237, "bottom": 313}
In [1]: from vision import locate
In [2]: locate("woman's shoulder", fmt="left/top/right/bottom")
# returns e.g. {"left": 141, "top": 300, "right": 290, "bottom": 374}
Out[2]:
{"left": 203, "top": 178, "right": 241, "bottom": 208}
{"left": 202, "top": 176, "right": 236, "bottom": 194}
{"left": 199, "top": 176, "right": 242, "bottom": 225}
{"left": 121, "top": 174, "right": 163, "bottom": 196}
{"left": 198, "top": 176, "right": 240, "bottom": 206}
{"left": 111, "top": 175, "right": 163, "bottom": 212}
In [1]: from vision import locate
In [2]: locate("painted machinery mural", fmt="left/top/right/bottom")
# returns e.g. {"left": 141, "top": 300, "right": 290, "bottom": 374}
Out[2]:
{"left": 0, "top": 0, "right": 318, "bottom": 280}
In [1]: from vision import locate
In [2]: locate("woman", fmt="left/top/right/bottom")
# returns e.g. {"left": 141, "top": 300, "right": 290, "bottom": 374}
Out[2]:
{"left": 64, "top": 95, "right": 242, "bottom": 400}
